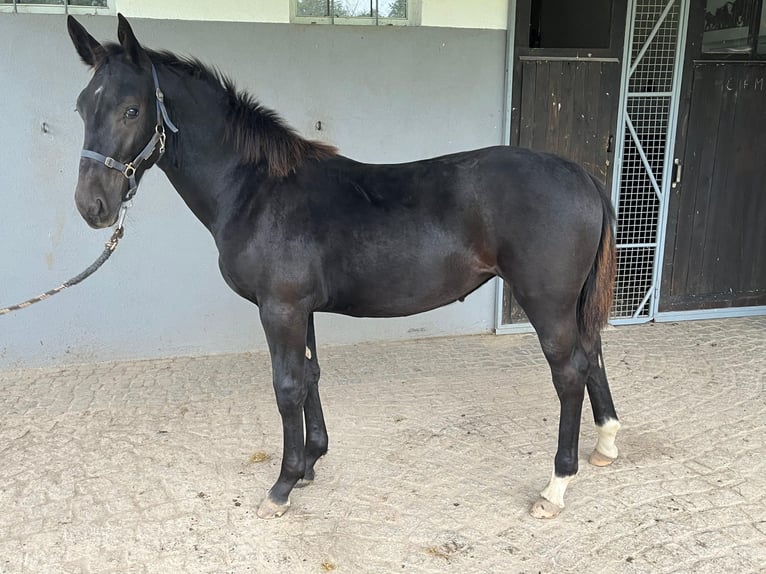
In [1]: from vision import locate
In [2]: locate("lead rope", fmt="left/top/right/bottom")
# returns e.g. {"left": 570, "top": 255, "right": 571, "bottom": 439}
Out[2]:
{"left": 0, "top": 216, "right": 126, "bottom": 316}
{"left": 1, "top": 63, "right": 177, "bottom": 317}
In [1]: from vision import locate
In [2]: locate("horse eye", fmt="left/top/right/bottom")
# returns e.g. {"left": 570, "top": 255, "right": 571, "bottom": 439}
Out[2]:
{"left": 125, "top": 107, "right": 140, "bottom": 119}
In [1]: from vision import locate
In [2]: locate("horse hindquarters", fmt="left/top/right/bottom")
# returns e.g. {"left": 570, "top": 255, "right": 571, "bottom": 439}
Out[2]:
{"left": 506, "top": 184, "right": 619, "bottom": 518}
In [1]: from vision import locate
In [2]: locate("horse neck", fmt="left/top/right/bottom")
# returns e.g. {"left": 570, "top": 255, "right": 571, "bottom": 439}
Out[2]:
{"left": 154, "top": 66, "right": 243, "bottom": 234}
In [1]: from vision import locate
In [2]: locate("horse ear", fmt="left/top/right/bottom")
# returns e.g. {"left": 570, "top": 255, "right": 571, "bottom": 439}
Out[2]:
{"left": 117, "top": 13, "right": 146, "bottom": 66}
{"left": 67, "top": 15, "right": 105, "bottom": 67}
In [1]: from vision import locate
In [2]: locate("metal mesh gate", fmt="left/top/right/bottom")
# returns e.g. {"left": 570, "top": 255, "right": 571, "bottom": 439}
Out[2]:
{"left": 610, "top": 0, "right": 687, "bottom": 321}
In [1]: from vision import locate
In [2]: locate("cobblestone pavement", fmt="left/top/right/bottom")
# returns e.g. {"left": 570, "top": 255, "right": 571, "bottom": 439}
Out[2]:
{"left": 0, "top": 317, "right": 764, "bottom": 573}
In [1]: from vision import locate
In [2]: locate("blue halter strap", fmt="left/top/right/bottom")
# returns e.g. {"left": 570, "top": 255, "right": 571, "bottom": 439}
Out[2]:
{"left": 80, "top": 64, "right": 179, "bottom": 202}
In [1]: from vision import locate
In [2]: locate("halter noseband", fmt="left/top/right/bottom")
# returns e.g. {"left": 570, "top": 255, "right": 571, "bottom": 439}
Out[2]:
{"left": 80, "top": 64, "right": 178, "bottom": 204}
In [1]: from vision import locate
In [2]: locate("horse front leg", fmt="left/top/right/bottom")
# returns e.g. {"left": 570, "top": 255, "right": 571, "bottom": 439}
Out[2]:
{"left": 257, "top": 304, "right": 309, "bottom": 519}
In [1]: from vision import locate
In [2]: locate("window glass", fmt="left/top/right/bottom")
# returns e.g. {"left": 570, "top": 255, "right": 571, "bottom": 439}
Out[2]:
{"left": 334, "top": 0, "right": 373, "bottom": 17}
{"left": 0, "top": 0, "right": 108, "bottom": 6}
{"left": 297, "top": 0, "right": 329, "bottom": 17}
{"left": 759, "top": 3, "right": 766, "bottom": 52}
{"left": 703, "top": 0, "right": 754, "bottom": 53}
{"left": 296, "top": 0, "right": 406, "bottom": 20}
{"left": 380, "top": 0, "right": 406, "bottom": 18}
{"left": 529, "top": 0, "right": 612, "bottom": 49}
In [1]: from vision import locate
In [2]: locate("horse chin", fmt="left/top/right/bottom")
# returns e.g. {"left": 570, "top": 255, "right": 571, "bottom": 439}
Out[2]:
{"left": 82, "top": 211, "right": 118, "bottom": 230}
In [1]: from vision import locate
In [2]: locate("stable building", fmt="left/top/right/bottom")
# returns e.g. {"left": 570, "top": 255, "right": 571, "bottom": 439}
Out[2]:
{"left": 0, "top": 0, "right": 763, "bottom": 368}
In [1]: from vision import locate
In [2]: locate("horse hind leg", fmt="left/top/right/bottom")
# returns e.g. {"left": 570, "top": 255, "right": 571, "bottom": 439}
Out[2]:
{"left": 584, "top": 334, "right": 621, "bottom": 467}
{"left": 522, "top": 303, "right": 589, "bottom": 519}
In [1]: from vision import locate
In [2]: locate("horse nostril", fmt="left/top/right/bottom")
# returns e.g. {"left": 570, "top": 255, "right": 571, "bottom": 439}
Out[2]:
{"left": 94, "top": 197, "right": 106, "bottom": 217}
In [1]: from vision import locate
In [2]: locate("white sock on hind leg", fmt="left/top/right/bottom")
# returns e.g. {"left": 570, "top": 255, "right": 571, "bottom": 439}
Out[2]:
{"left": 594, "top": 418, "right": 621, "bottom": 459}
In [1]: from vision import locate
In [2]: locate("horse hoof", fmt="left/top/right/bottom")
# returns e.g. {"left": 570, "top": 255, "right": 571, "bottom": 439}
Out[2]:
{"left": 256, "top": 496, "right": 290, "bottom": 519}
{"left": 589, "top": 449, "right": 617, "bottom": 467}
{"left": 295, "top": 478, "right": 313, "bottom": 489}
{"left": 529, "top": 497, "right": 563, "bottom": 519}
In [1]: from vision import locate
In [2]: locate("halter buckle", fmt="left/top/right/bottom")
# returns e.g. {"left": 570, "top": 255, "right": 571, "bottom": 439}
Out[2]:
{"left": 156, "top": 125, "right": 167, "bottom": 154}
{"left": 104, "top": 156, "right": 116, "bottom": 169}
{"left": 123, "top": 163, "right": 136, "bottom": 179}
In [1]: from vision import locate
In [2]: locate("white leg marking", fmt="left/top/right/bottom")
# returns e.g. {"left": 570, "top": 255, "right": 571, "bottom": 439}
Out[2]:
{"left": 305, "top": 346, "right": 312, "bottom": 360}
{"left": 540, "top": 471, "right": 573, "bottom": 508}
{"left": 594, "top": 418, "right": 621, "bottom": 459}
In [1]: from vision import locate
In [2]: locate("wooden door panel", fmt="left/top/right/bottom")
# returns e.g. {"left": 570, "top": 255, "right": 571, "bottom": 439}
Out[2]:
{"left": 517, "top": 60, "right": 620, "bottom": 181}
{"left": 661, "top": 62, "right": 766, "bottom": 311}
{"left": 503, "top": 59, "right": 621, "bottom": 325}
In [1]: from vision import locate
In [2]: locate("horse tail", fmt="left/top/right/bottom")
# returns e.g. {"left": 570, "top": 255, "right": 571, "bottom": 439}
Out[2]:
{"left": 577, "top": 174, "right": 617, "bottom": 342}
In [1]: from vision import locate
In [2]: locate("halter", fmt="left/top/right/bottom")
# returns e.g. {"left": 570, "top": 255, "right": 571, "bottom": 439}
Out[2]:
{"left": 80, "top": 64, "right": 178, "bottom": 211}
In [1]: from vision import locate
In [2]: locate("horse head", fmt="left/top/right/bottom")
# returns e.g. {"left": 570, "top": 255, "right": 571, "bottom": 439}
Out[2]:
{"left": 68, "top": 14, "right": 166, "bottom": 228}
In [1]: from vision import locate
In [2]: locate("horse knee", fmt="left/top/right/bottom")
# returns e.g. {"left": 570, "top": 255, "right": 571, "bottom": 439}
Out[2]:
{"left": 274, "top": 376, "right": 307, "bottom": 413}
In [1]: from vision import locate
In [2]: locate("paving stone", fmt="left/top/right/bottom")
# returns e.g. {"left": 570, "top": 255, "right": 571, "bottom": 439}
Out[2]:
{"left": 0, "top": 317, "right": 764, "bottom": 573}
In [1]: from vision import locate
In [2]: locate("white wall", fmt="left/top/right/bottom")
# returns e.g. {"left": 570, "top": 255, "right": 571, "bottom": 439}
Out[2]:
{"left": 0, "top": 14, "right": 506, "bottom": 369}
{"left": 116, "top": 0, "right": 289, "bottom": 23}
{"left": 421, "top": 0, "right": 508, "bottom": 29}
{"left": 115, "top": 0, "right": 509, "bottom": 29}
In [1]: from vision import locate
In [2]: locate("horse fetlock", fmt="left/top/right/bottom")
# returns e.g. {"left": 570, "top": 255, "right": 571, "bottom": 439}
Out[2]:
{"left": 295, "top": 462, "right": 317, "bottom": 487}
{"left": 554, "top": 452, "right": 580, "bottom": 478}
{"left": 594, "top": 418, "right": 621, "bottom": 459}
{"left": 539, "top": 471, "right": 573, "bottom": 509}
{"left": 307, "top": 432, "right": 329, "bottom": 456}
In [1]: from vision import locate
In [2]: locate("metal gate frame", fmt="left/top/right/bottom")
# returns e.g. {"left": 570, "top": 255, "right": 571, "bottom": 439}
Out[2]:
{"left": 608, "top": 0, "right": 689, "bottom": 324}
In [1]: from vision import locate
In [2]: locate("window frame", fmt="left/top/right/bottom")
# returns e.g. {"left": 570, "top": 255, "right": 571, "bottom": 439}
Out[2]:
{"left": 291, "top": 0, "right": 420, "bottom": 26}
{"left": 514, "top": 0, "right": 627, "bottom": 61}
{"left": 0, "top": 0, "right": 114, "bottom": 15}
{"left": 700, "top": 0, "right": 766, "bottom": 59}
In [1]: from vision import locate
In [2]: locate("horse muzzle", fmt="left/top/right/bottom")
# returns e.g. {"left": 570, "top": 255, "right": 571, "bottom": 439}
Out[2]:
{"left": 74, "top": 177, "right": 122, "bottom": 229}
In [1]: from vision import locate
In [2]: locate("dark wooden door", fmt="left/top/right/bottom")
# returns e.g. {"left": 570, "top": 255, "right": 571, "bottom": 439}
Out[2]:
{"left": 660, "top": 2, "right": 766, "bottom": 312}
{"left": 502, "top": 0, "right": 626, "bottom": 325}
{"left": 515, "top": 59, "right": 621, "bottom": 183}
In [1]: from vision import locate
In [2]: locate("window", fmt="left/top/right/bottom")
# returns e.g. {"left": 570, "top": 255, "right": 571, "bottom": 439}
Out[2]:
{"left": 702, "top": 0, "right": 766, "bottom": 55}
{"left": 293, "top": 0, "right": 413, "bottom": 25}
{"left": 0, "top": 0, "right": 112, "bottom": 14}
{"left": 760, "top": 1, "right": 766, "bottom": 52}
{"left": 529, "top": 0, "right": 613, "bottom": 49}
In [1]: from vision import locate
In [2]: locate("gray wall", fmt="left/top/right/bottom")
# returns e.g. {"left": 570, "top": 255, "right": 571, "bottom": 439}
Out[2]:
{"left": 0, "top": 14, "right": 506, "bottom": 369}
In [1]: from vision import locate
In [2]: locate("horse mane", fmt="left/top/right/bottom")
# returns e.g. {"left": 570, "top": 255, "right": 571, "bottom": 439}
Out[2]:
{"left": 105, "top": 45, "right": 338, "bottom": 178}
{"left": 221, "top": 80, "right": 339, "bottom": 178}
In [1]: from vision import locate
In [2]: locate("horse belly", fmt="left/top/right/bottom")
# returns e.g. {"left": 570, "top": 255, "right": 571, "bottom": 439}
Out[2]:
{"left": 325, "top": 249, "right": 495, "bottom": 318}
